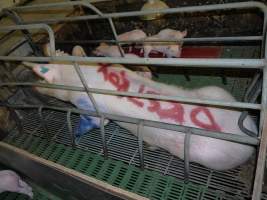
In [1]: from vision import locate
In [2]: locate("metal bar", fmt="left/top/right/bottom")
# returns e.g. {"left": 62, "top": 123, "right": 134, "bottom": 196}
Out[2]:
{"left": 184, "top": 130, "right": 191, "bottom": 183}
{"left": 0, "top": 56, "right": 265, "bottom": 68}
{"left": 100, "top": 115, "right": 108, "bottom": 158}
{"left": 45, "top": 36, "right": 263, "bottom": 45}
{"left": 8, "top": 1, "right": 267, "bottom": 23}
{"left": 107, "top": 18, "right": 125, "bottom": 57}
{"left": 0, "top": 24, "right": 55, "bottom": 56}
{"left": 73, "top": 62, "right": 100, "bottom": 114}
{"left": 0, "top": 82, "right": 261, "bottom": 110}
{"left": 252, "top": 114, "right": 267, "bottom": 200}
{"left": 251, "top": 21, "right": 267, "bottom": 199}
{"left": 38, "top": 106, "right": 49, "bottom": 140}
{"left": 67, "top": 110, "right": 75, "bottom": 147}
{"left": 0, "top": 103, "right": 259, "bottom": 146}
{"left": 137, "top": 120, "right": 144, "bottom": 170}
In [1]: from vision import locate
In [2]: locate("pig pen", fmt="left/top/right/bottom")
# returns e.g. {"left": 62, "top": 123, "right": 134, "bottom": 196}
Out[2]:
{"left": 0, "top": 1, "right": 266, "bottom": 200}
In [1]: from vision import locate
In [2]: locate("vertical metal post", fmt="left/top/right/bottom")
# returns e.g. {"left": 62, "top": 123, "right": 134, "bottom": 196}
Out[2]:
{"left": 184, "top": 130, "right": 191, "bottom": 183}
{"left": 38, "top": 106, "right": 49, "bottom": 140}
{"left": 67, "top": 110, "right": 75, "bottom": 147}
{"left": 107, "top": 18, "right": 125, "bottom": 57}
{"left": 100, "top": 115, "right": 108, "bottom": 158}
{"left": 137, "top": 120, "right": 144, "bottom": 170}
{"left": 252, "top": 14, "right": 267, "bottom": 200}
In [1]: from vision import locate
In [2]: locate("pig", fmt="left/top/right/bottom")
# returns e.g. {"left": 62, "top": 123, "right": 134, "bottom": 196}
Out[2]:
{"left": 117, "top": 29, "right": 147, "bottom": 41}
{"left": 24, "top": 61, "right": 256, "bottom": 171}
{"left": 117, "top": 29, "right": 147, "bottom": 52}
{"left": 143, "top": 29, "right": 187, "bottom": 58}
{"left": 0, "top": 170, "right": 33, "bottom": 198}
{"left": 93, "top": 43, "right": 124, "bottom": 57}
{"left": 144, "top": 35, "right": 183, "bottom": 58}
{"left": 157, "top": 29, "right": 187, "bottom": 41}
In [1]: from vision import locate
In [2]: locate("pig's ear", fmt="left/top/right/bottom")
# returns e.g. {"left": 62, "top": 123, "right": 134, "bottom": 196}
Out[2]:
{"left": 72, "top": 45, "right": 87, "bottom": 57}
{"left": 32, "top": 64, "right": 56, "bottom": 83}
{"left": 182, "top": 30, "right": 187, "bottom": 37}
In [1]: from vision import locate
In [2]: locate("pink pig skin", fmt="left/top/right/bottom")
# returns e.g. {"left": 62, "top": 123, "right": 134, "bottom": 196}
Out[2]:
{"left": 144, "top": 29, "right": 187, "bottom": 58}
{"left": 0, "top": 170, "right": 33, "bottom": 198}
{"left": 25, "top": 62, "right": 256, "bottom": 171}
{"left": 117, "top": 29, "right": 147, "bottom": 41}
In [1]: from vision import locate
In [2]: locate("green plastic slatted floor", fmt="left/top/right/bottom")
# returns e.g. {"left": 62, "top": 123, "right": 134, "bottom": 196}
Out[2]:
{"left": 2, "top": 132, "right": 240, "bottom": 200}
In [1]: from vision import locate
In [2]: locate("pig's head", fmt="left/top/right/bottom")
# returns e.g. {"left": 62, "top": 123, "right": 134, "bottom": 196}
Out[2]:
{"left": 23, "top": 62, "right": 71, "bottom": 102}
{"left": 92, "top": 42, "right": 109, "bottom": 56}
{"left": 166, "top": 45, "right": 182, "bottom": 58}
{"left": 179, "top": 30, "right": 187, "bottom": 39}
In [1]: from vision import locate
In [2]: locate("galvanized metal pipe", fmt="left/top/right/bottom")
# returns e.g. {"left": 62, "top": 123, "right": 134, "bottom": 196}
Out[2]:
{"left": 38, "top": 106, "right": 49, "bottom": 140}
{"left": 0, "top": 103, "right": 259, "bottom": 146}
{"left": 67, "top": 110, "right": 75, "bottom": 147}
{"left": 0, "top": 24, "right": 55, "bottom": 56}
{"left": 251, "top": 22, "right": 267, "bottom": 199}
{"left": 107, "top": 18, "right": 125, "bottom": 57}
{"left": 73, "top": 62, "right": 100, "bottom": 114}
{"left": 0, "top": 56, "right": 264, "bottom": 68}
{"left": 137, "top": 121, "right": 144, "bottom": 170}
{"left": 184, "top": 130, "right": 191, "bottom": 183}
{"left": 100, "top": 115, "right": 108, "bottom": 158}
{"left": 8, "top": 1, "right": 267, "bottom": 23}
{"left": 49, "top": 36, "right": 263, "bottom": 45}
{"left": 0, "top": 82, "right": 261, "bottom": 110}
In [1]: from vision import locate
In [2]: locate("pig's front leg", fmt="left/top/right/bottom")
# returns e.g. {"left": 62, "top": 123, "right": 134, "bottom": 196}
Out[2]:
{"left": 143, "top": 45, "right": 152, "bottom": 58}
{"left": 0, "top": 170, "right": 33, "bottom": 198}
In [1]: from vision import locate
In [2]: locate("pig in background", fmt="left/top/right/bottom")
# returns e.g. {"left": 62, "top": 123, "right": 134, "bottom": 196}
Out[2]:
{"left": 143, "top": 29, "right": 187, "bottom": 58}
{"left": 0, "top": 170, "right": 33, "bottom": 198}
{"left": 23, "top": 61, "right": 257, "bottom": 171}
{"left": 93, "top": 28, "right": 187, "bottom": 58}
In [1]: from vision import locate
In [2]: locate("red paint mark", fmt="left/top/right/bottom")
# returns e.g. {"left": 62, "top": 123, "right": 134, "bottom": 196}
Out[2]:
{"left": 97, "top": 64, "right": 220, "bottom": 130}
{"left": 97, "top": 63, "right": 111, "bottom": 81}
{"left": 148, "top": 101, "right": 184, "bottom": 124}
{"left": 190, "top": 107, "right": 221, "bottom": 131}
{"left": 127, "top": 84, "right": 145, "bottom": 108}
{"left": 98, "top": 63, "right": 129, "bottom": 92}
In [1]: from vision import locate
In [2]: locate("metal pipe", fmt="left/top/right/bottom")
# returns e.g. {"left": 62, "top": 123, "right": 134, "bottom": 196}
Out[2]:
{"left": 0, "top": 24, "right": 55, "bottom": 56}
{"left": 0, "top": 82, "right": 261, "bottom": 110}
{"left": 73, "top": 62, "right": 100, "bottom": 114}
{"left": 184, "top": 130, "right": 191, "bottom": 183}
{"left": 45, "top": 36, "right": 263, "bottom": 45}
{"left": 38, "top": 106, "right": 50, "bottom": 140}
{"left": 252, "top": 28, "right": 267, "bottom": 200}
{"left": 137, "top": 121, "right": 144, "bottom": 170}
{"left": 0, "top": 103, "right": 259, "bottom": 146}
{"left": 0, "top": 56, "right": 265, "bottom": 68}
{"left": 100, "top": 115, "right": 108, "bottom": 158}
{"left": 107, "top": 18, "right": 125, "bottom": 57}
{"left": 67, "top": 110, "right": 75, "bottom": 147}
{"left": 8, "top": 1, "right": 267, "bottom": 23}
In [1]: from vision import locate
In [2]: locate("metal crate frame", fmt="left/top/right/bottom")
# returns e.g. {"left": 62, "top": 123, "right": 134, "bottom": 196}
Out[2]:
{"left": 0, "top": 1, "right": 266, "bottom": 199}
